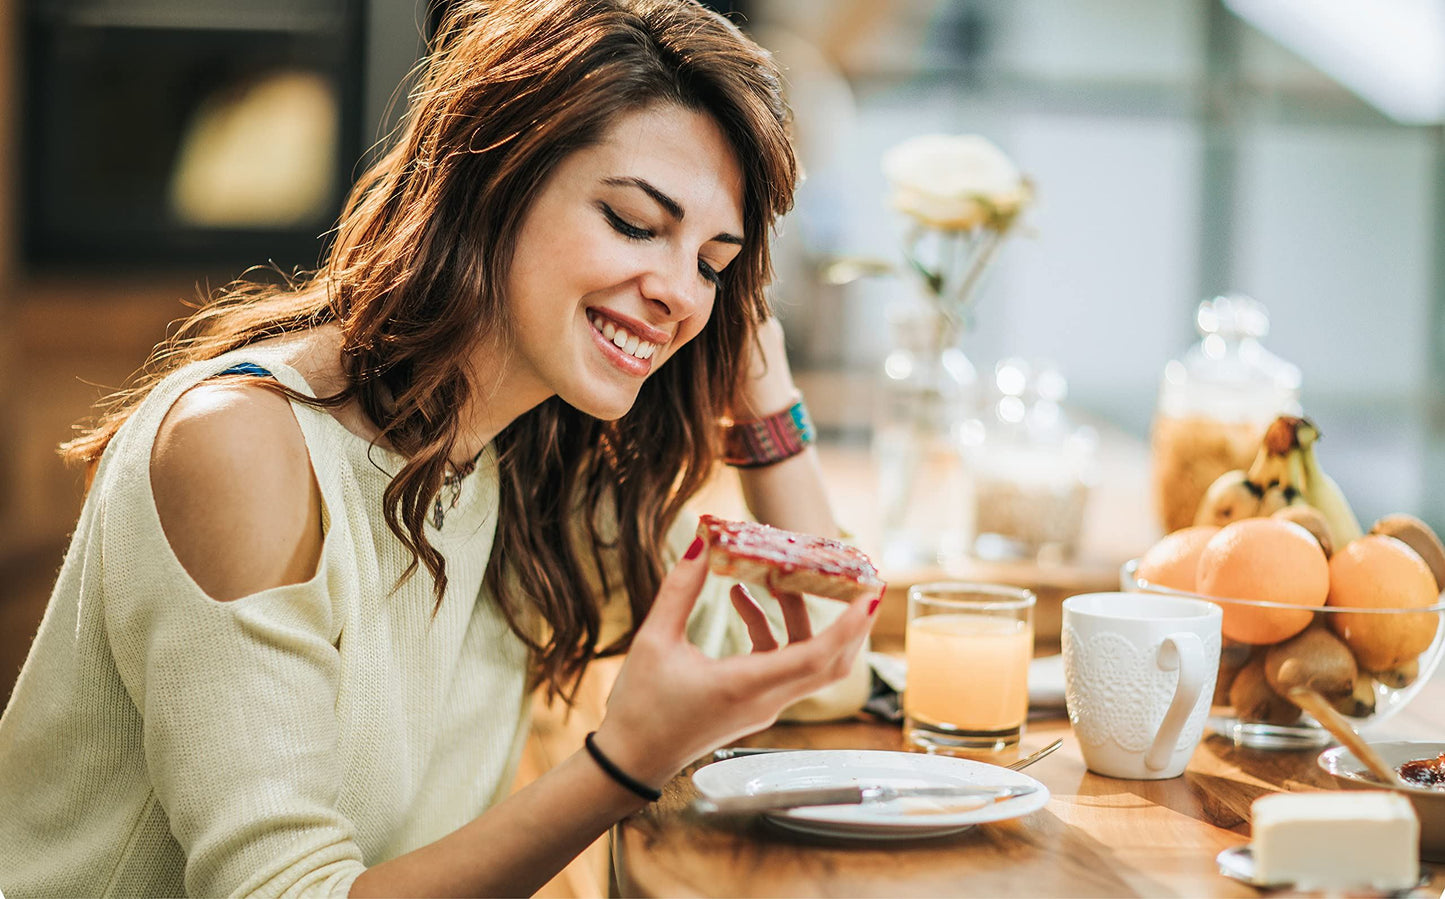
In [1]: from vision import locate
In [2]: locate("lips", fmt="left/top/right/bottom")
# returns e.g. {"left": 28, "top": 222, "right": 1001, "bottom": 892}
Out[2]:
{"left": 588, "top": 312, "right": 659, "bottom": 360}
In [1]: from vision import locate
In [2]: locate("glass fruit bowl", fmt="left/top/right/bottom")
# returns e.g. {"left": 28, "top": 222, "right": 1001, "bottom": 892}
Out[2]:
{"left": 1122, "top": 559, "right": 1445, "bottom": 750}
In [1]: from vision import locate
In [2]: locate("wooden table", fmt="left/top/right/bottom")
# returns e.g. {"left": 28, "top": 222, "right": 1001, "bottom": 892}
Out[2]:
{"left": 613, "top": 670, "right": 1445, "bottom": 898}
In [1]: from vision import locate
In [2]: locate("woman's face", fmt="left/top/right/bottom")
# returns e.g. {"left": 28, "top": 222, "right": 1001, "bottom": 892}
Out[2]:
{"left": 494, "top": 102, "right": 746, "bottom": 421}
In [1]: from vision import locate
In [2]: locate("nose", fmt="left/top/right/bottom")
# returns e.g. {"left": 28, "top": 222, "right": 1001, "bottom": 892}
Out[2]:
{"left": 638, "top": 252, "right": 708, "bottom": 321}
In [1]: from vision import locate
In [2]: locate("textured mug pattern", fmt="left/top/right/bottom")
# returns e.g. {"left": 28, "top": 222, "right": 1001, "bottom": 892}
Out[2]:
{"left": 1062, "top": 625, "right": 1220, "bottom": 752}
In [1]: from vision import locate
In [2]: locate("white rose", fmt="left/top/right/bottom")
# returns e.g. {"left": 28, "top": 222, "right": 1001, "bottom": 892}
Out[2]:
{"left": 882, "top": 134, "right": 1030, "bottom": 230}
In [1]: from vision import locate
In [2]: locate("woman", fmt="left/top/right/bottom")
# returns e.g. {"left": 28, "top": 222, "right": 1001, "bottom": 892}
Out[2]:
{"left": 0, "top": 0, "right": 878, "bottom": 896}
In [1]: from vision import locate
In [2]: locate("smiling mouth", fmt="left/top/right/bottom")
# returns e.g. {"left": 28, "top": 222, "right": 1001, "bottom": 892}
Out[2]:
{"left": 588, "top": 313, "right": 659, "bottom": 360}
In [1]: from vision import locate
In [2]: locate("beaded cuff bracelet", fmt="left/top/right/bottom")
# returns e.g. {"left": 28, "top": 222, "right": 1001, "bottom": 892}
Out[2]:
{"left": 722, "top": 398, "right": 816, "bottom": 469}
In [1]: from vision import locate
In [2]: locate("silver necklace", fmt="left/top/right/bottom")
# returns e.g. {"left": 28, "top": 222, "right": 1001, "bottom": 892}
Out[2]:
{"left": 431, "top": 449, "right": 485, "bottom": 529}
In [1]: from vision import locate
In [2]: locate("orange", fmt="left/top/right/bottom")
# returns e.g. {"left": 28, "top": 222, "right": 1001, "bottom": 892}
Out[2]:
{"left": 1195, "top": 518, "right": 1330, "bottom": 644}
{"left": 1137, "top": 525, "right": 1220, "bottom": 593}
{"left": 1326, "top": 534, "right": 1441, "bottom": 671}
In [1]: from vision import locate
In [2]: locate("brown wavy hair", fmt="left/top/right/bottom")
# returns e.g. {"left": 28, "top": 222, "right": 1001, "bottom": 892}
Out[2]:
{"left": 61, "top": 0, "right": 797, "bottom": 702}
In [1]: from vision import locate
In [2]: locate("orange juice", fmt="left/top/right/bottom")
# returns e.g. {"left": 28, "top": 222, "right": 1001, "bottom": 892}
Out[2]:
{"left": 904, "top": 613, "right": 1032, "bottom": 731}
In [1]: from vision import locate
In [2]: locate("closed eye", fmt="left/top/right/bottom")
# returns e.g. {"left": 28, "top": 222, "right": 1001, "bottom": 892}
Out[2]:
{"left": 698, "top": 259, "right": 722, "bottom": 289}
{"left": 598, "top": 202, "right": 652, "bottom": 241}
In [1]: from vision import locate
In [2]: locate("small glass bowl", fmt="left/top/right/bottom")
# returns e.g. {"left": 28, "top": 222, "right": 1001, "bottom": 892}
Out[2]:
{"left": 1122, "top": 559, "right": 1445, "bottom": 750}
{"left": 1318, "top": 741, "right": 1445, "bottom": 862}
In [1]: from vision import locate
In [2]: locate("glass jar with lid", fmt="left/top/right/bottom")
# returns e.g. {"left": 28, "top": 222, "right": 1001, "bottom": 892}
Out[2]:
{"left": 1150, "top": 293, "right": 1302, "bottom": 534}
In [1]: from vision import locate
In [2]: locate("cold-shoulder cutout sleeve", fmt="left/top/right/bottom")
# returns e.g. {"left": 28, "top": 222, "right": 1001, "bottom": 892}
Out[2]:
{"left": 150, "top": 380, "right": 324, "bottom": 603}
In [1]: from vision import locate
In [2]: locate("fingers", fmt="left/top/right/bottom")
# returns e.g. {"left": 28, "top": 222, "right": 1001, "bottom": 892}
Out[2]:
{"left": 638, "top": 536, "right": 712, "bottom": 638}
{"left": 720, "top": 588, "right": 878, "bottom": 698}
{"left": 768, "top": 584, "right": 813, "bottom": 643}
{"left": 729, "top": 584, "right": 779, "bottom": 652}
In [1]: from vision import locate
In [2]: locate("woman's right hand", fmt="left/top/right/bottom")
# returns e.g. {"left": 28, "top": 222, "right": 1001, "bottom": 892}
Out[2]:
{"left": 589, "top": 537, "right": 879, "bottom": 789}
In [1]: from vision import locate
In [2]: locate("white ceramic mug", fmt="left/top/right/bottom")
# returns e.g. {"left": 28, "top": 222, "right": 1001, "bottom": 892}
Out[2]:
{"left": 1062, "top": 591, "right": 1222, "bottom": 780}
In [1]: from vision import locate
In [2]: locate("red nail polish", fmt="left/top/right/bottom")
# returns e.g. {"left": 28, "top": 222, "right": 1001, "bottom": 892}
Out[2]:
{"left": 684, "top": 536, "right": 704, "bottom": 560}
{"left": 868, "top": 598, "right": 880, "bottom": 615}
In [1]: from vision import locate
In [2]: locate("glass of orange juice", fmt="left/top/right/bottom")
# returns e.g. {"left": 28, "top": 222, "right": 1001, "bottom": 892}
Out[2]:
{"left": 904, "top": 582, "right": 1036, "bottom": 754}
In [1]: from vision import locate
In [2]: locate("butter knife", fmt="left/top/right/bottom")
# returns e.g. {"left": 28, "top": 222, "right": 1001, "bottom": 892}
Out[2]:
{"left": 712, "top": 746, "right": 802, "bottom": 761}
{"left": 693, "top": 783, "right": 1037, "bottom": 815}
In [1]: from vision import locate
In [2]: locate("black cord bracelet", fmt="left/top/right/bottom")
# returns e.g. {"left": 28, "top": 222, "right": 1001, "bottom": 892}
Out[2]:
{"left": 584, "top": 731, "right": 662, "bottom": 802}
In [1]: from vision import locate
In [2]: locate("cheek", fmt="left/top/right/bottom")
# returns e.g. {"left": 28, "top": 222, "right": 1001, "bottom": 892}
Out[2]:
{"left": 676, "top": 296, "right": 715, "bottom": 347}
{"left": 650, "top": 298, "right": 714, "bottom": 371}
{"left": 512, "top": 211, "right": 616, "bottom": 297}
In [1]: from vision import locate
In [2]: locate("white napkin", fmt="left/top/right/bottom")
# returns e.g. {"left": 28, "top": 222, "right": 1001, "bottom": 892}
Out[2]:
{"left": 866, "top": 652, "right": 1068, "bottom": 712}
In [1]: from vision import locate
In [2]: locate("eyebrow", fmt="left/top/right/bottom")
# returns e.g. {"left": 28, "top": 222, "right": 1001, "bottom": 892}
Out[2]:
{"left": 602, "top": 176, "right": 744, "bottom": 246}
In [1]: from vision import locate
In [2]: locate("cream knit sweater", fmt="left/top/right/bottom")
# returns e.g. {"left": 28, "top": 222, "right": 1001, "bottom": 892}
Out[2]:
{"left": 0, "top": 348, "right": 868, "bottom": 897}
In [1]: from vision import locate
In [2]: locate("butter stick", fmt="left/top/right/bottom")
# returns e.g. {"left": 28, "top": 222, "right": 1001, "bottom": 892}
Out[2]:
{"left": 1251, "top": 791, "right": 1419, "bottom": 891}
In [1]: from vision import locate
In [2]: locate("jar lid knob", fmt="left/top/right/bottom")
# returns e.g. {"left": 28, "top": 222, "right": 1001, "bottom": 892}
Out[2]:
{"left": 1197, "top": 293, "right": 1269, "bottom": 340}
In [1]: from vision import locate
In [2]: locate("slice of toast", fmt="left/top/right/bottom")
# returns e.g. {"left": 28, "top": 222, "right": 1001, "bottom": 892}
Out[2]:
{"left": 696, "top": 514, "right": 885, "bottom": 601}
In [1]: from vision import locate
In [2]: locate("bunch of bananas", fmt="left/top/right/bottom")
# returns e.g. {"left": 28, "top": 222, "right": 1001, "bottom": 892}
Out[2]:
{"left": 1193, "top": 416, "right": 1360, "bottom": 553}
{"left": 1193, "top": 416, "right": 1445, "bottom": 579}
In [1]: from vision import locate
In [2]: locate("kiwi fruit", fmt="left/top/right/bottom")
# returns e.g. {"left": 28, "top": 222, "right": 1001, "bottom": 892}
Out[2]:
{"left": 1273, "top": 504, "right": 1334, "bottom": 558}
{"left": 1331, "top": 671, "right": 1377, "bottom": 718}
{"left": 1230, "top": 657, "right": 1301, "bottom": 726}
{"left": 1372, "top": 658, "right": 1420, "bottom": 689}
{"left": 1263, "top": 625, "right": 1357, "bottom": 700}
{"left": 1214, "top": 642, "right": 1254, "bottom": 706}
{"left": 1371, "top": 513, "right": 1445, "bottom": 592}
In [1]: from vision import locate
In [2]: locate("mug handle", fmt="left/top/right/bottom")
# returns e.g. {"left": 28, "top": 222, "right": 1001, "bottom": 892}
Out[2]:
{"left": 1144, "top": 632, "right": 1207, "bottom": 772}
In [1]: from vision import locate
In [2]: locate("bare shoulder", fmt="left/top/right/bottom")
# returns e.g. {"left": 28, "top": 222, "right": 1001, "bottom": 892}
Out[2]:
{"left": 150, "top": 380, "right": 324, "bottom": 602}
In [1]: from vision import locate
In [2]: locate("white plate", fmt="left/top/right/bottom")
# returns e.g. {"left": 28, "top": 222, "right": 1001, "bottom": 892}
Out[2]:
{"left": 691, "top": 749, "right": 1050, "bottom": 840}
{"left": 1217, "top": 845, "right": 1428, "bottom": 895}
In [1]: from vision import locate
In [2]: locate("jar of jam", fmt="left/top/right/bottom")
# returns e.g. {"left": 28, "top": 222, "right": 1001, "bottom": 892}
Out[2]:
{"left": 1151, "top": 294, "right": 1302, "bottom": 534}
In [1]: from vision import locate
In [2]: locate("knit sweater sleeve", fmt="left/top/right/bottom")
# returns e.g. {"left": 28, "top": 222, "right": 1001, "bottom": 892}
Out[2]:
{"left": 97, "top": 440, "right": 365, "bottom": 898}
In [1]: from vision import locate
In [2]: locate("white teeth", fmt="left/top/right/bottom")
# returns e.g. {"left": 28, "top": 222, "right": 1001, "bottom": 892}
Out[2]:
{"left": 590, "top": 314, "right": 659, "bottom": 360}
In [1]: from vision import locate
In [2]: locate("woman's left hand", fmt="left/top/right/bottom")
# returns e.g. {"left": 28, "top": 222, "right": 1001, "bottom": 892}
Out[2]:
{"left": 728, "top": 317, "right": 839, "bottom": 537}
{"left": 731, "top": 317, "right": 798, "bottom": 421}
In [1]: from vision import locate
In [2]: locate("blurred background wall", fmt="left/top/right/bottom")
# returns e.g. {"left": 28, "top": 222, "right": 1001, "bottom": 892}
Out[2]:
{"left": 0, "top": 0, "right": 1441, "bottom": 593}
{"left": 748, "top": 0, "right": 1444, "bottom": 543}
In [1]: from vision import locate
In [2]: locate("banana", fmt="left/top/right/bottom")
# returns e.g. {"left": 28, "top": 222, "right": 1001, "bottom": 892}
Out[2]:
{"left": 1370, "top": 513, "right": 1445, "bottom": 592}
{"left": 1282, "top": 440, "right": 1309, "bottom": 497}
{"left": 1194, "top": 416, "right": 1314, "bottom": 528}
{"left": 1261, "top": 414, "right": 1303, "bottom": 458}
{"left": 1250, "top": 417, "right": 1313, "bottom": 517}
{"left": 1292, "top": 418, "right": 1363, "bottom": 547}
{"left": 1252, "top": 417, "right": 1335, "bottom": 554}
{"left": 1246, "top": 437, "right": 1290, "bottom": 493}
{"left": 1194, "top": 469, "right": 1262, "bottom": 526}
{"left": 1257, "top": 483, "right": 1303, "bottom": 517}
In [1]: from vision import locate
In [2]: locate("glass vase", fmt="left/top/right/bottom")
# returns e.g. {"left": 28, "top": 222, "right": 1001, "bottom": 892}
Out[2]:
{"left": 872, "top": 300, "right": 978, "bottom": 571}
